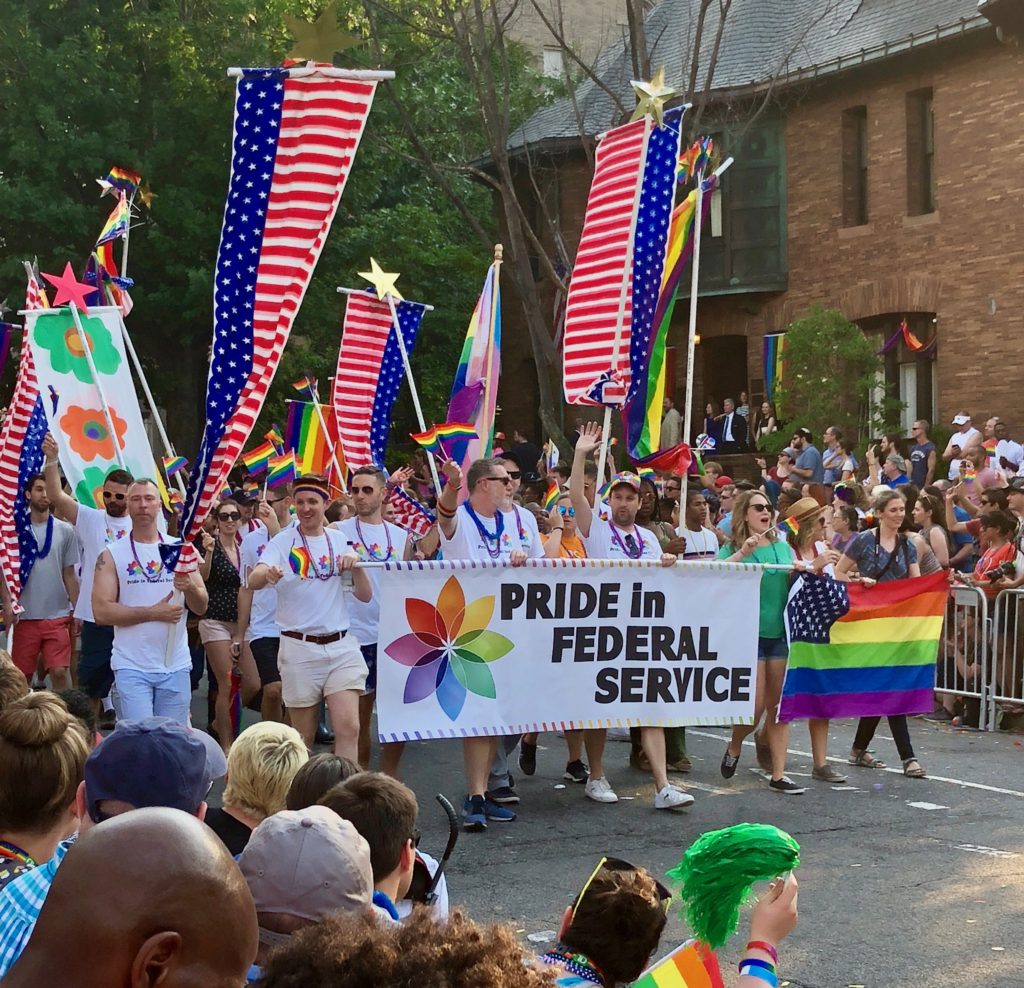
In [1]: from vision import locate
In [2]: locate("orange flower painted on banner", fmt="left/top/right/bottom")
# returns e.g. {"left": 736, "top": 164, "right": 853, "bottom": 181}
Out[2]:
{"left": 60, "top": 405, "right": 128, "bottom": 462}
{"left": 385, "top": 575, "right": 513, "bottom": 721}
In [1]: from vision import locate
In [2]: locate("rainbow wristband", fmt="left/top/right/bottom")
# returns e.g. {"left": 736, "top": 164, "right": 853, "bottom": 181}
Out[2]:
{"left": 739, "top": 964, "right": 778, "bottom": 987}
{"left": 739, "top": 957, "right": 776, "bottom": 974}
{"left": 746, "top": 941, "right": 779, "bottom": 965}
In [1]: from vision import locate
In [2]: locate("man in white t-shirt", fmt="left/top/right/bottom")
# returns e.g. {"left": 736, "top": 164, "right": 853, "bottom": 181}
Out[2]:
{"left": 247, "top": 475, "right": 371, "bottom": 760}
{"left": 436, "top": 457, "right": 528, "bottom": 832}
{"left": 570, "top": 422, "right": 694, "bottom": 812}
{"left": 943, "top": 412, "right": 982, "bottom": 481}
{"left": 8, "top": 473, "right": 79, "bottom": 690}
{"left": 42, "top": 432, "right": 134, "bottom": 715}
{"left": 92, "top": 479, "right": 208, "bottom": 723}
{"left": 673, "top": 488, "right": 721, "bottom": 560}
{"left": 336, "top": 466, "right": 411, "bottom": 776}
{"left": 236, "top": 487, "right": 294, "bottom": 725}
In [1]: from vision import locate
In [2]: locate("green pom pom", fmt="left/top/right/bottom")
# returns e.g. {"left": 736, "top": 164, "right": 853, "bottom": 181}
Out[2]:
{"left": 666, "top": 823, "right": 800, "bottom": 949}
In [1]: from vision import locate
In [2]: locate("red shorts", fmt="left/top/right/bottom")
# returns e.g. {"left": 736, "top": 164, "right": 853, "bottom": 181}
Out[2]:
{"left": 11, "top": 618, "right": 72, "bottom": 678}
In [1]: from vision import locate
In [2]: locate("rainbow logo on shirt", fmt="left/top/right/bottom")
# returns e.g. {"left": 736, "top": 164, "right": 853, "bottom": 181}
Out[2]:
{"left": 106, "top": 527, "right": 128, "bottom": 543}
{"left": 144, "top": 560, "right": 163, "bottom": 578}
{"left": 126, "top": 560, "right": 144, "bottom": 577}
{"left": 289, "top": 546, "right": 311, "bottom": 578}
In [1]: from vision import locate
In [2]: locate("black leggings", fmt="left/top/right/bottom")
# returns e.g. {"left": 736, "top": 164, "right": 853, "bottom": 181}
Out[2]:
{"left": 853, "top": 715, "right": 915, "bottom": 761}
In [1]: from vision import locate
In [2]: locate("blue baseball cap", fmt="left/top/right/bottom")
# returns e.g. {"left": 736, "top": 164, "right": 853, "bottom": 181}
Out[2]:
{"left": 84, "top": 718, "right": 226, "bottom": 822}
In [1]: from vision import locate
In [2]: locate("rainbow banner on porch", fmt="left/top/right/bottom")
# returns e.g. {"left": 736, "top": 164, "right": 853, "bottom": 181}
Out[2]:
{"left": 779, "top": 571, "right": 946, "bottom": 722}
{"left": 763, "top": 333, "right": 786, "bottom": 401}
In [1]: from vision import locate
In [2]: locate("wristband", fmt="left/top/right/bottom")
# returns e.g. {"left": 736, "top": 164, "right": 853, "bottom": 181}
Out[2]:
{"left": 746, "top": 942, "right": 778, "bottom": 965}
{"left": 739, "top": 957, "right": 775, "bottom": 974}
{"left": 738, "top": 965, "right": 778, "bottom": 987}
{"left": 436, "top": 503, "right": 457, "bottom": 519}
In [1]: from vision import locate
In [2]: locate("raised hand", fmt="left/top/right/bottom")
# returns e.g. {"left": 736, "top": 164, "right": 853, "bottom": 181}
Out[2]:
{"left": 441, "top": 459, "right": 463, "bottom": 487}
{"left": 42, "top": 433, "right": 59, "bottom": 461}
{"left": 574, "top": 421, "right": 603, "bottom": 457}
{"left": 748, "top": 874, "right": 799, "bottom": 947}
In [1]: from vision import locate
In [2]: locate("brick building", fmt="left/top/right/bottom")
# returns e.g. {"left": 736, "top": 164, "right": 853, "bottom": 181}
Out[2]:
{"left": 501, "top": 0, "right": 1024, "bottom": 442}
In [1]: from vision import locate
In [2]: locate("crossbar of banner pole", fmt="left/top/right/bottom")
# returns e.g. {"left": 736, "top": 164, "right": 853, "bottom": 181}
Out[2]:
{"left": 336, "top": 287, "right": 435, "bottom": 311}
{"left": 227, "top": 67, "right": 395, "bottom": 80}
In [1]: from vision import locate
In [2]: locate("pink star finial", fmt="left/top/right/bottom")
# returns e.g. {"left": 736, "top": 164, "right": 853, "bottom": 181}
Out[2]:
{"left": 41, "top": 262, "right": 93, "bottom": 311}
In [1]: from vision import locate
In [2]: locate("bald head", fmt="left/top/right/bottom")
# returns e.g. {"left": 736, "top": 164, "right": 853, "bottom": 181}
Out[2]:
{"left": 6, "top": 807, "right": 257, "bottom": 988}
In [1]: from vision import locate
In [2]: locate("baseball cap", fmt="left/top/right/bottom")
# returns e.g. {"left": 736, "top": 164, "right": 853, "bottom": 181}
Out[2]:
{"left": 84, "top": 718, "right": 224, "bottom": 821}
{"left": 240, "top": 806, "right": 373, "bottom": 928}
{"left": 229, "top": 488, "right": 258, "bottom": 504}
{"left": 781, "top": 447, "right": 798, "bottom": 459}
{"left": 1006, "top": 477, "right": 1024, "bottom": 494}
{"left": 607, "top": 471, "right": 642, "bottom": 493}
{"left": 952, "top": 413, "right": 970, "bottom": 426}
{"left": 886, "top": 452, "right": 907, "bottom": 472}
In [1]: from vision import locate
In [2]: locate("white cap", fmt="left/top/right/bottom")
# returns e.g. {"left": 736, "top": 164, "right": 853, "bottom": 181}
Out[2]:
{"left": 952, "top": 413, "right": 970, "bottom": 426}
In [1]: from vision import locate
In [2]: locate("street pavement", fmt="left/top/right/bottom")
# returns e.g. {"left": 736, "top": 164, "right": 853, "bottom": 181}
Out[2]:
{"left": 370, "top": 716, "right": 1024, "bottom": 988}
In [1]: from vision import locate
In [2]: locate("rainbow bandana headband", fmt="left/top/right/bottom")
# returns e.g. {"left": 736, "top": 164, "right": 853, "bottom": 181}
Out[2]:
{"left": 293, "top": 478, "right": 331, "bottom": 500}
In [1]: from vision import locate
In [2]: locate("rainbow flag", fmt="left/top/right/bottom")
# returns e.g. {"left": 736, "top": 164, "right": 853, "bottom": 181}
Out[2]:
{"left": 97, "top": 166, "right": 142, "bottom": 197}
{"left": 242, "top": 479, "right": 260, "bottom": 495}
{"left": 162, "top": 455, "right": 188, "bottom": 478}
{"left": 284, "top": 400, "right": 342, "bottom": 480}
{"left": 633, "top": 941, "right": 723, "bottom": 988}
{"left": 410, "top": 422, "right": 477, "bottom": 465}
{"left": 963, "top": 464, "right": 977, "bottom": 483}
{"left": 763, "top": 333, "right": 786, "bottom": 401}
{"left": 542, "top": 480, "right": 560, "bottom": 509}
{"left": 267, "top": 451, "right": 296, "bottom": 489}
{"left": 266, "top": 424, "right": 285, "bottom": 453}
{"left": 631, "top": 443, "right": 693, "bottom": 478}
{"left": 241, "top": 441, "right": 275, "bottom": 474}
{"left": 96, "top": 191, "right": 130, "bottom": 246}
{"left": 776, "top": 516, "right": 800, "bottom": 537}
{"left": 288, "top": 545, "right": 311, "bottom": 578}
{"left": 779, "top": 571, "right": 947, "bottom": 721}
{"left": 292, "top": 374, "right": 317, "bottom": 398}
{"left": 445, "top": 258, "right": 501, "bottom": 476}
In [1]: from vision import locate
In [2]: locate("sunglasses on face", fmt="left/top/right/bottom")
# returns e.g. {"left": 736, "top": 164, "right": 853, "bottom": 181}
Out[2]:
{"left": 506, "top": 470, "right": 522, "bottom": 479}
{"left": 570, "top": 856, "right": 671, "bottom": 925}
{"left": 559, "top": 506, "right": 576, "bottom": 517}
{"left": 103, "top": 491, "right": 126, "bottom": 501}
{"left": 217, "top": 511, "right": 241, "bottom": 521}
{"left": 749, "top": 502, "right": 772, "bottom": 512}
{"left": 351, "top": 486, "right": 377, "bottom": 496}
{"left": 487, "top": 476, "right": 513, "bottom": 486}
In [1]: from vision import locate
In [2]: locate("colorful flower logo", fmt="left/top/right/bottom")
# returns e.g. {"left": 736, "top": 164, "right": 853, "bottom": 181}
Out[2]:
{"left": 385, "top": 575, "right": 513, "bottom": 721}
{"left": 60, "top": 404, "right": 128, "bottom": 462}
{"left": 75, "top": 464, "right": 126, "bottom": 508}
{"left": 126, "top": 561, "right": 144, "bottom": 577}
{"left": 33, "top": 312, "right": 122, "bottom": 383}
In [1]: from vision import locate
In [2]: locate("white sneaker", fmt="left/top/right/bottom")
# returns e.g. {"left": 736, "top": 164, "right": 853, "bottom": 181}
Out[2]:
{"left": 654, "top": 785, "right": 694, "bottom": 810}
{"left": 585, "top": 776, "right": 619, "bottom": 803}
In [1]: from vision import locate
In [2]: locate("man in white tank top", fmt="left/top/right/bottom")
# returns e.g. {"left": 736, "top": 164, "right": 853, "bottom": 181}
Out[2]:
{"left": 92, "top": 479, "right": 208, "bottom": 724}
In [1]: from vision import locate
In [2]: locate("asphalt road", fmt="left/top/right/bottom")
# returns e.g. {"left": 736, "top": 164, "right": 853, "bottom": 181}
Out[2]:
{"left": 377, "top": 717, "right": 1024, "bottom": 988}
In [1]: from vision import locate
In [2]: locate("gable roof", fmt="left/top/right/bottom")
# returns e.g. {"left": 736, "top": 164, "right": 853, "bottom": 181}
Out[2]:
{"left": 511, "top": 0, "right": 990, "bottom": 152}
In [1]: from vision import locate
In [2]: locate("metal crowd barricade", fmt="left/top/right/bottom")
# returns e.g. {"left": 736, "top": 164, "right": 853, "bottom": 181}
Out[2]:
{"left": 990, "top": 589, "right": 1024, "bottom": 730}
{"left": 939, "top": 585, "right": 991, "bottom": 730}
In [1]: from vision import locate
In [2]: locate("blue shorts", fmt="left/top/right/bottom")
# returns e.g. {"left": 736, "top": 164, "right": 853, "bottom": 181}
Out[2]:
{"left": 361, "top": 644, "right": 378, "bottom": 695}
{"left": 758, "top": 637, "right": 788, "bottom": 662}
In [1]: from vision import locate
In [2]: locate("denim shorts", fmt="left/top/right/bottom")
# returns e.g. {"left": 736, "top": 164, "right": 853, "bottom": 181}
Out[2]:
{"left": 757, "top": 636, "right": 789, "bottom": 662}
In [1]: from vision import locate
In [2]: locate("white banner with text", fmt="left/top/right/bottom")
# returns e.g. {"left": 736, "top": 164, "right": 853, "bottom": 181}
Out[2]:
{"left": 375, "top": 559, "right": 761, "bottom": 740}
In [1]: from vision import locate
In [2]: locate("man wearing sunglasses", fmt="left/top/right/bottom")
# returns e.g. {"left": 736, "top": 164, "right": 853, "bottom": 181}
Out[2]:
{"left": 335, "top": 466, "right": 413, "bottom": 776}
{"left": 42, "top": 432, "right": 140, "bottom": 718}
{"left": 436, "top": 457, "right": 530, "bottom": 832}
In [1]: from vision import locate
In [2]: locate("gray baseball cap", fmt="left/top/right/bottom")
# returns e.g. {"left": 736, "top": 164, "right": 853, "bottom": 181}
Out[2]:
{"left": 239, "top": 806, "right": 373, "bottom": 923}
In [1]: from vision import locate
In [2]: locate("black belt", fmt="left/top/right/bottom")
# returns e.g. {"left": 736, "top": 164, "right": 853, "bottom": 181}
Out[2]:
{"left": 281, "top": 630, "right": 346, "bottom": 645}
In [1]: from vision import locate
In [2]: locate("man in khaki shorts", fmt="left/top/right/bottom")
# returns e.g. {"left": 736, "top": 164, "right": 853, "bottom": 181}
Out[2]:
{"left": 246, "top": 475, "right": 371, "bottom": 759}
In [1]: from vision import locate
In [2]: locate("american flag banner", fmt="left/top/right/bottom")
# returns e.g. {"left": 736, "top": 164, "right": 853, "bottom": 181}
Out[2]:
{"left": 332, "top": 289, "right": 427, "bottom": 471}
{"left": 181, "top": 65, "right": 390, "bottom": 539}
{"left": 0, "top": 268, "right": 48, "bottom": 607}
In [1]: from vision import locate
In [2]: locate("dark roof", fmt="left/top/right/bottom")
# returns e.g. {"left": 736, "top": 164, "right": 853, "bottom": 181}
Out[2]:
{"left": 511, "top": 0, "right": 989, "bottom": 151}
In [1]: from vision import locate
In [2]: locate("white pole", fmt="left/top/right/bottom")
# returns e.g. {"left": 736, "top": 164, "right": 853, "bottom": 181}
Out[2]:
{"left": 336, "top": 287, "right": 434, "bottom": 311}
{"left": 308, "top": 389, "right": 348, "bottom": 494}
{"left": 383, "top": 293, "right": 442, "bottom": 496}
{"left": 67, "top": 305, "right": 126, "bottom": 469}
{"left": 228, "top": 66, "right": 395, "bottom": 80}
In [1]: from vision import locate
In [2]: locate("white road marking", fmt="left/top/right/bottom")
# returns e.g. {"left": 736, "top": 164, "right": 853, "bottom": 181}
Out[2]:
{"left": 955, "top": 843, "right": 1019, "bottom": 858}
{"left": 686, "top": 729, "right": 1024, "bottom": 799}
{"left": 906, "top": 801, "right": 949, "bottom": 810}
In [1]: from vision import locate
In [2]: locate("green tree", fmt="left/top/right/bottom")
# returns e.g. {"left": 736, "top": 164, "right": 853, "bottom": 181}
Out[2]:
{"left": 769, "top": 305, "right": 901, "bottom": 453}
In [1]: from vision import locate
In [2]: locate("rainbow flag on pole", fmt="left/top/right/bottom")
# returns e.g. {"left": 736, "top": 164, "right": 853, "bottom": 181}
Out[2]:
{"left": 779, "top": 571, "right": 947, "bottom": 722}
{"left": 285, "top": 400, "right": 342, "bottom": 479}
{"left": 162, "top": 455, "right": 188, "bottom": 478}
{"left": 633, "top": 941, "right": 723, "bottom": 988}
{"left": 96, "top": 191, "right": 131, "bottom": 246}
{"left": 241, "top": 441, "right": 275, "bottom": 475}
{"left": 410, "top": 422, "right": 477, "bottom": 465}
{"left": 267, "top": 451, "right": 297, "bottom": 489}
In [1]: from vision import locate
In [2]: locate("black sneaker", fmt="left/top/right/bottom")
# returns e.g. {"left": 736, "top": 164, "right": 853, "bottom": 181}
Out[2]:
{"left": 486, "top": 785, "right": 520, "bottom": 805}
{"left": 563, "top": 760, "right": 589, "bottom": 784}
{"left": 720, "top": 748, "right": 739, "bottom": 779}
{"left": 769, "top": 776, "right": 806, "bottom": 795}
{"left": 519, "top": 739, "right": 538, "bottom": 776}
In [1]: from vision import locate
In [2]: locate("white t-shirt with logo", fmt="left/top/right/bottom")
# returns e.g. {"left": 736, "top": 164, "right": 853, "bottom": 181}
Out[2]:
{"left": 240, "top": 526, "right": 280, "bottom": 641}
{"left": 582, "top": 518, "right": 661, "bottom": 560}
{"left": 105, "top": 536, "right": 190, "bottom": 673}
{"left": 501, "top": 505, "right": 544, "bottom": 560}
{"left": 74, "top": 505, "right": 132, "bottom": 623}
{"left": 259, "top": 527, "right": 353, "bottom": 635}
{"left": 336, "top": 518, "right": 409, "bottom": 647}
{"left": 440, "top": 503, "right": 531, "bottom": 562}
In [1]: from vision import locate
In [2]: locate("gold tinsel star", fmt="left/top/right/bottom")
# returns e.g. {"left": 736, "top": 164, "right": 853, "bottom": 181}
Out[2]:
{"left": 284, "top": 2, "right": 361, "bottom": 63}
{"left": 358, "top": 258, "right": 403, "bottom": 301}
{"left": 138, "top": 183, "right": 157, "bottom": 208}
{"left": 629, "top": 67, "right": 677, "bottom": 127}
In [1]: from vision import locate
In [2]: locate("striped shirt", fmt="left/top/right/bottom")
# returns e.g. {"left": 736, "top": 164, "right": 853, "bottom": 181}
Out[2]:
{"left": 0, "top": 837, "right": 74, "bottom": 977}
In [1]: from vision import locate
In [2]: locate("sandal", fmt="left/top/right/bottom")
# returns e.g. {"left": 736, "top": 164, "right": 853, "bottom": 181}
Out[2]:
{"left": 848, "top": 749, "right": 886, "bottom": 769}
{"left": 903, "top": 758, "right": 926, "bottom": 779}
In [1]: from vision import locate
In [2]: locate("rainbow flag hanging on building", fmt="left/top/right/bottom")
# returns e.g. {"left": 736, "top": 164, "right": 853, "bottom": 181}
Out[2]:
{"left": 779, "top": 571, "right": 947, "bottom": 722}
{"left": 284, "top": 400, "right": 342, "bottom": 481}
{"left": 763, "top": 333, "right": 786, "bottom": 402}
{"left": 633, "top": 941, "right": 723, "bottom": 988}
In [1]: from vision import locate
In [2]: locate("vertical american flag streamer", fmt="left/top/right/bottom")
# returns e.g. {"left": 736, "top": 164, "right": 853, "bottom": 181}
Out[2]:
{"left": 182, "top": 65, "right": 392, "bottom": 538}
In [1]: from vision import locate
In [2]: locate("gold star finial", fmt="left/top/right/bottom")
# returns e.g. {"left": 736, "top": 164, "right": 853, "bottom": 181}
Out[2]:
{"left": 629, "top": 66, "right": 676, "bottom": 127}
{"left": 284, "top": 2, "right": 361, "bottom": 63}
{"left": 358, "top": 257, "right": 403, "bottom": 301}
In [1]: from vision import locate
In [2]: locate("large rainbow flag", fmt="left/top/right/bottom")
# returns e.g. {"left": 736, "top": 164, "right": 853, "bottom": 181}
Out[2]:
{"left": 285, "top": 400, "right": 343, "bottom": 481}
{"left": 779, "top": 571, "right": 947, "bottom": 722}
{"left": 763, "top": 333, "right": 786, "bottom": 401}
{"left": 633, "top": 941, "right": 723, "bottom": 988}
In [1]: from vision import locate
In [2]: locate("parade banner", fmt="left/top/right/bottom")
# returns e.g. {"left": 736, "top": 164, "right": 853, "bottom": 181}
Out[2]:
{"left": 375, "top": 560, "right": 760, "bottom": 740}
{"left": 27, "top": 305, "right": 158, "bottom": 507}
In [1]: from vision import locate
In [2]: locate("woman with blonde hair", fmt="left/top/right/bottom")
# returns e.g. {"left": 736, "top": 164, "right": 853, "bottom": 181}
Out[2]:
{"left": 204, "top": 721, "right": 309, "bottom": 855}
{"left": 0, "top": 692, "right": 89, "bottom": 890}
{"left": 717, "top": 490, "right": 803, "bottom": 794}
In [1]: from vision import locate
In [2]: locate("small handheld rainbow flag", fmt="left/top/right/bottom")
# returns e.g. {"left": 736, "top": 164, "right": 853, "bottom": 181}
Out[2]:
{"left": 410, "top": 422, "right": 477, "bottom": 464}
{"left": 242, "top": 441, "right": 276, "bottom": 475}
{"left": 268, "top": 451, "right": 296, "bottom": 489}
{"left": 96, "top": 192, "right": 131, "bottom": 246}
{"left": 242, "top": 479, "right": 260, "bottom": 495}
{"left": 542, "top": 480, "right": 560, "bottom": 510}
{"left": 219, "top": 484, "right": 234, "bottom": 500}
{"left": 162, "top": 455, "right": 188, "bottom": 478}
{"left": 292, "top": 374, "right": 317, "bottom": 398}
{"left": 963, "top": 464, "right": 977, "bottom": 483}
{"left": 288, "top": 545, "right": 311, "bottom": 578}
{"left": 168, "top": 490, "right": 184, "bottom": 511}
{"left": 776, "top": 516, "right": 800, "bottom": 537}
{"left": 633, "top": 941, "right": 723, "bottom": 988}
{"left": 984, "top": 439, "right": 998, "bottom": 458}
{"left": 265, "top": 425, "right": 285, "bottom": 454}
